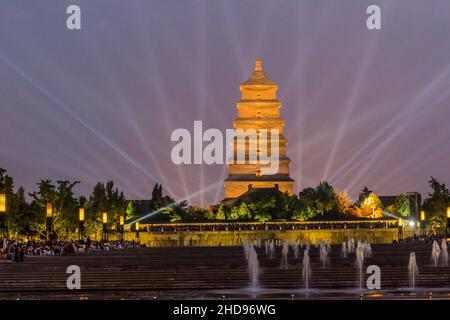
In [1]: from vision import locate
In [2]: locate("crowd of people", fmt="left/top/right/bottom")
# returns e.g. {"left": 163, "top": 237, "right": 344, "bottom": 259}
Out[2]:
{"left": 143, "top": 221, "right": 397, "bottom": 233}
{"left": 397, "top": 233, "right": 448, "bottom": 245}
{"left": 0, "top": 238, "right": 144, "bottom": 262}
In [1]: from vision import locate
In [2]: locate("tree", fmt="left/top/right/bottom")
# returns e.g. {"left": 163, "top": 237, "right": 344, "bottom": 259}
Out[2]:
{"left": 359, "top": 192, "right": 383, "bottom": 218}
{"left": 422, "top": 177, "right": 449, "bottom": 228}
{"left": 54, "top": 180, "right": 80, "bottom": 238}
{"left": 254, "top": 213, "right": 272, "bottom": 222}
{"left": 358, "top": 186, "right": 373, "bottom": 204}
{"left": 8, "top": 187, "right": 42, "bottom": 239}
{"left": 229, "top": 206, "right": 240, "bottom": 220}
{"left": 238, "top": 202, "right": 252, "bottom": 220}
{"left": 203, "top": 209, "right": 215, "bottom": 220}
{"left": 395, "top": 194, "right": 410, "bottom": 217}
{"left": 126, "top": 201, "right": 137, "bottom": 220}
{"left": 162, "top": 201, "right": 188, "bottom": 222}
{"left": 149, "top": 183, "right": 174, "bottom": 212}
{"left": 335, "top": 190, "right": 354, "bottom": 215}
{"left": 162, "top": 207, "right": 181, "bottom": 223}
{"left": 85, "top": 181, "right": 128, "bottom": 237}
{"left": 315, "top": 181, "right": 336, "bottom": 215}
{"left": 0, "top": 168, "right": 14, "bottom": 203}
{"left": 386, "top": 204, "right": 397, "bottom": 216}
{"left": 216, "top": 204, "right": 226, "bottom": 220}
{"left": 247, "top": 197, "right": 276, "bottom": 219}
{"left": 28, "top": 180, "right": 80, "bottom": 240}
{"left": 290, "top": 188, "right": 319, "bottom": 221}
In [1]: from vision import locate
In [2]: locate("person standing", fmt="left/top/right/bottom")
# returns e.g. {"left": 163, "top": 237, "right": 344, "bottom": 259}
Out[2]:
{"left": 19, "top": 246, "right": 24, "bottom": 262}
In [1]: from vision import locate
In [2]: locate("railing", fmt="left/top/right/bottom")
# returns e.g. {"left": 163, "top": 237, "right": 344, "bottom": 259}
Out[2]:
{"left": 138, "top": 219, "right": 401, "bottom": 233}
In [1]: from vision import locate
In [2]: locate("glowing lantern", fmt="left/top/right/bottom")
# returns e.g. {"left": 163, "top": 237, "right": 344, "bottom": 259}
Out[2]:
{"left": 102, "top": 212, "right": 108, "bottom": 224}
{"left": 420, "top": 210, "right": 425, "bottom": 221}
{"left": 447, "top": 207, "right": 450, "bottom": 219}
{"left": 0, "top": 193, "right": 6, "bottom": 213}
{"left": 79, "top": 208, "right": 85, "bottom": 221}
{"left": 120, "top": 216, "right": 125, "bottom": 226}
{"left": 398, "top": 218, "right": 403, "bottom": 227}
{"left": 46, "top": 203, "right": 53, "bottom": 218}
{"left": 135, "top": 222, "right": 140, "bottom": 231}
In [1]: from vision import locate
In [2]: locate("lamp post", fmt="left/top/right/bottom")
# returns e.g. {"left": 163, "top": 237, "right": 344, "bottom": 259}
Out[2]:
{"left": 46, "top": 203, "right": 53, "bottom": 241}
{"left": 102, "top": 212, "right": 108, "bottom": 241}
{"left": 420, "top": 210, "right": 426, "bottom": 237}
{"left": 0, "top": 193, "right": 7, "bottom": 239}
{"left": 398, "top": 217, "right": 404, "bottom": 241}
{"left": 119, "top": 215, "right": 125, "bottom": 241}
{"left": 446, "top": 207, "right": 450, "bottom": 236}
{"left": 79, "top": 208, "right": 85, "bottom": 240}
{"left": 135, "top": 221, "right": 140, "bottom": 243}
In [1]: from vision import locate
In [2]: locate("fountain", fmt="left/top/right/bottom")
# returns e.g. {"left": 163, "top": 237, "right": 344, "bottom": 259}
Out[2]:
{"left": 326, "top": 241, "right": 331, "bottom": 254}
{"left": 264, "top": 240, "right": 269, "bottom": 255}
{"left": 341, "top": 241, "right": 348, "bottom": 258}
{"left": 247, "top": 245, "right": 260, "bottom": 290}
{"left": 441, "top": 239, "right": 448, "bottom": 267}
{"left": 431, "top": 240, "right": 441, "bottom": 267}
{"left": 355, "top": 246, "right": 365, "bottom": 289}
{"left": 319, "top": 243, "right": 328, "bottom": 269}
{"left": 408, "top": 252, "right": 419, "bottom": 289}
{"left": 302, "top": 250, "right": 311, "bottom": 290}
{"left": 243, "top": 240, "right": 249, "bottom": 260}
{"left": 293, "top": 241, "right": 299, "bottom": 259}
{"left": 360, "top": 241, "right": 372, "bottom": 258}
{"left": 280, "top": 240, "right": 289, "bottom": 269}
{"left": 365, "top": 242, "right": 372, "bottom": 258}
{"left": 269, "top": 240, "right": 275, "bottom": 259}
{"left": 306, "top": 240, "right": 310, "bottom": 251}
{"left": 347, "top": 238, "right": 355, "bottom": 253}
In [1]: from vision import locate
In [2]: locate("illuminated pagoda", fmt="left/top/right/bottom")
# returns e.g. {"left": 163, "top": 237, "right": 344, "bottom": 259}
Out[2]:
{"left": 224, "top": 58, "right": 294, "bottom": 199}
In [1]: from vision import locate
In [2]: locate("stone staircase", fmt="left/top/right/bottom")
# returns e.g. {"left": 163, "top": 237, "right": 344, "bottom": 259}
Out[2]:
{"left": 0, "top": 244, "right": 448, "bottom": 299}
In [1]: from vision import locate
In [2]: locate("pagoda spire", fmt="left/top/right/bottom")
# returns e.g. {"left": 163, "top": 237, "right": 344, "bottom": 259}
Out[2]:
{"left": 241, "top": 57, "right": 276, "bottom": 86}
{"left": 255, "top": 57, "right": 263, "bottom": 72}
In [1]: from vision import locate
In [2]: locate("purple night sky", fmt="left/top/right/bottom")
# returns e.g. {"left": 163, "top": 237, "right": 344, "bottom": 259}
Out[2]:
{"left": 0, "top": 0, "right": 449, "bottom": 206}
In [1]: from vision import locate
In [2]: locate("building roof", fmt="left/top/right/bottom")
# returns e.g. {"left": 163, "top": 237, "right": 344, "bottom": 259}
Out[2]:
{"left": 241, "top": 58, "right": 277, "bottom": 86}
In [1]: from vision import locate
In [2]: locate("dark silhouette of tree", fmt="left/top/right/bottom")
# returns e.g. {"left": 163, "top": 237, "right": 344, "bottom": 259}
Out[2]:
{"left": 358, "top": 186, "right": 373, "bottom": 203}
{"left": 422, "top": 177, "right": 449, "bottom": 228}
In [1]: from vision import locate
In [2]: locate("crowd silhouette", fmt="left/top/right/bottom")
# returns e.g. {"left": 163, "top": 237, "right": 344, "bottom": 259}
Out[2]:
{"left": 0, "top": 239, "right": 143, "bottom": 262}
{"left": 143, "top": 221, "right": 397, "bottom": 233}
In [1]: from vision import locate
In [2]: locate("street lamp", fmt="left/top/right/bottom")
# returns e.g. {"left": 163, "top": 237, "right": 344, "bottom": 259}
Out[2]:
{"left": 135, "top": 221, "right": 140, "bottom": 243}
{"left": 119, "top": 215, "right": 125, "bottom": 241}
{"left": 446, "top": 207, "right": 450, "bottom": 236}
{"left": 0, "top": 193, "right": 7, "bottom": 239}
{"left": 46, "top": 203, "right": 53, "bottom": 241}
{"left": 0, "top": 193, "right": 6, "bottom": 213}
{"left": 420, "top": 210, "right": 427, "bottom": 236}
{"left": 398, "top": 217, "right": 403, "bottom": 241}
{"left": 79, "top": 208, "right": 85, "bottom": 239}
{"left": 102, "top": 212, "right": 108, "bottom": 241}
